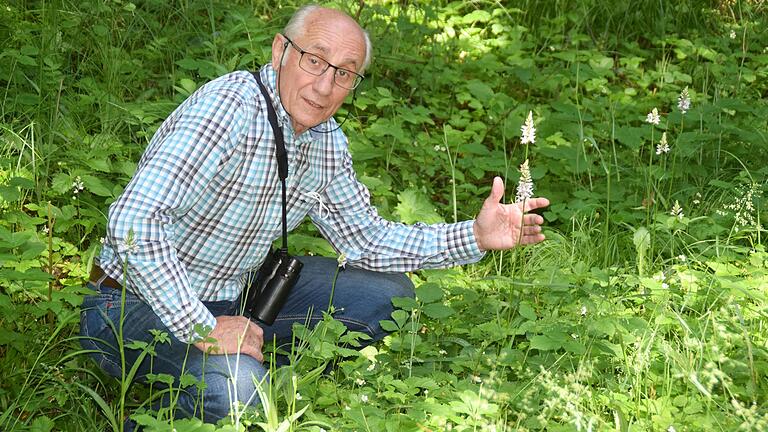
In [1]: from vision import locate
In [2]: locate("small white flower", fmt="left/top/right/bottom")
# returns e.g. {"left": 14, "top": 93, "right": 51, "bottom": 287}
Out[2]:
{"left": 295, "top": 393, "right": 302, "bottom": 400}
{"left": 366, "top": 362, "right": 375, "bottom": 371}
{"left": 123, "top": 230, "right": 139, "bottom": 255}
{"left": 515, "top": 159, "right": 534, "bottom": 204}
{"left": 520, "top": 111, "right": 536, "bottom": 145}
{"left": 729, "top": 29, "right": 737, "bottom": 39}
{"left": 580, "top": 305, "right": 587, "bottom": 316}
{"left": 678, "top": 254, "right": 687, "bottom": 262}
{"left": 337, "top": 253, "right": 347, "bottom": 269}
{"left": 360, "top": 394, "right": 369, "bottom": 403}
{"left": 667, "top": 426, "right": 677, "bottom": 432}
{"left": 662, "top": 282, "right": 669, "bottom": 289}
{"left": 344, "top": 405, "right": 350, "bottom": 411}
{"left": 71, "top": 176, "right": 84, "bottom": 194}
{"left": 42, "top": 226, "right": 49, "bottom": 235}
{"left": 671, "top": 200, "right": 684, "bottom": 220}
{"left": 438, "top": 349, "right": 447, "bottom": 355}
{"left": 571, "top": 333, "right": 579, "bottom": 339}
{"left": 471, "top": 375, "right": 482, "bottom": 383}
{"left": 100, "top": 237, "right": 106, "bottom": 245}
{"left": 678, "top": 87, "right": 691, "bottom": 114}
{"left": 646, "top": 108, "right": 660, "bottom": 125}
{"left": 656, "top": 132, "right": 670, "bottom": 155}
{"left": 433, "top": 145, "right": 441, "bottom": 152}
{"left": 355, "top": 378, "right": 366, "bottom": 386}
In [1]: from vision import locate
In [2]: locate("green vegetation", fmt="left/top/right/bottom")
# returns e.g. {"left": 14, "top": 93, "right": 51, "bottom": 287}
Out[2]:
{"left": 1, "top": 0, "right": 767, "bottom": 430}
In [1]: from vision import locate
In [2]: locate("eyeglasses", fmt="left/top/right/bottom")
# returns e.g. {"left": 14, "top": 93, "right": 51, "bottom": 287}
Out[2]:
{"left": 282, "top": 34, "right": 364, "bottom": 90}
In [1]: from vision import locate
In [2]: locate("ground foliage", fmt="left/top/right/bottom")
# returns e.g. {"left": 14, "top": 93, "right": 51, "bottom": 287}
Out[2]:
{"left": 1, "top": 0, "right": 767, "bottom": 430}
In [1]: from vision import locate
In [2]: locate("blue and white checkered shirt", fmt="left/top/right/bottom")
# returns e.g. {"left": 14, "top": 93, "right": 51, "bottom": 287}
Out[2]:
{"left": 99, "top": 65, "right": 484, "bottom": 342}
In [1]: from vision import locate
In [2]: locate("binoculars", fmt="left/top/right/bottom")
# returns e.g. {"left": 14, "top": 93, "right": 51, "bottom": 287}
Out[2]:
{"left": 243, "top": 249, "right": 303, "bottom": 325}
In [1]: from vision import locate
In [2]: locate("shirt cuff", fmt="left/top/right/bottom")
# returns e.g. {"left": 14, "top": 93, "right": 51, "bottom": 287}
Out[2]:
{"left": 171, "top": 301, "right": 217, "bottom": 344}
{"left": 446, "top": 220, "right": 485, "bottom": 264}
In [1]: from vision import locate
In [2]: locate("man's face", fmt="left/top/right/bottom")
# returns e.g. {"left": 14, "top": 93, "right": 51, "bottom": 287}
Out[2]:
{"left": 271, "top": 12, "right": 366, "bottom": 135}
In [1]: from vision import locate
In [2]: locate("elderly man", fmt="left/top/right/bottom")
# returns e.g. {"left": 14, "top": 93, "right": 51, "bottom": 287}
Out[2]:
{"left": 80, "top": 4, "right": 549, "bottom": 425}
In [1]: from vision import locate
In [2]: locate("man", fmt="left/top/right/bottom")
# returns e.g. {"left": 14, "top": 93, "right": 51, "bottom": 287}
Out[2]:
{"left": 80, "top": 4, "right": 549, "bottom": 425}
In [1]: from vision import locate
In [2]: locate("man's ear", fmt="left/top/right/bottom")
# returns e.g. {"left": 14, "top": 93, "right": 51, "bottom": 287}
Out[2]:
{"left": 271, "top": 34, "right": 287, "bottom": 69}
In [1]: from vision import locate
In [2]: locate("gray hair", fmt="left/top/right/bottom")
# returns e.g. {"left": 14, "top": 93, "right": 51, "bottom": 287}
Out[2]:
{"left": 283, "top": 4, "right": 372, "bottom": 74}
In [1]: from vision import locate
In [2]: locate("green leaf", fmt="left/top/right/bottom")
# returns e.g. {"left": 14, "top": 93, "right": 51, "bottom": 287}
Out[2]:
{"left": 81, "top": 175, "right": 114, "bottom": 197}
{"left": 391, "top": 296, "right": 418, "bottom": 311}
{"left": 394, "top": 189, "right": 443, "bottom": 224}
{"left": 380, "top": 320, "right": 399, "bottom": 332}
{"left": 29, "top": 416, "right": 54, "bottom": 432}
{"left": 391, "top": 309, "right": 409, "bottom": 328}
{"left": 415, "top": 282, "right": 443, "bottom": 303}
{"left": 529, "top": 334, "right": 561, "bottom": 351}
{"left": 422, "top": 303, "right": 455, "bottom": 319}
{"left": 518, "top": 302, "right": 537, "bottom": 321}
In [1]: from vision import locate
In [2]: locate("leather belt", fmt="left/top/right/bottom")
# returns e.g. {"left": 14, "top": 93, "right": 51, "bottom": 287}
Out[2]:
{"left": 89, "top": 264, "right": 122, "bottom": 290}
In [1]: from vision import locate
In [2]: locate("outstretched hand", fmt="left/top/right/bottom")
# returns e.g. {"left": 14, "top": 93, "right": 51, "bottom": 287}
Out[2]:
{"left": 473, "top": 177, "right": 550, "bottom": 251}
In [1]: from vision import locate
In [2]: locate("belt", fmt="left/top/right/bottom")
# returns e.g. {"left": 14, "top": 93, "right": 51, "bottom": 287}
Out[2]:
{"left": 89, "top": 264, "right": 123, "bottom": 290}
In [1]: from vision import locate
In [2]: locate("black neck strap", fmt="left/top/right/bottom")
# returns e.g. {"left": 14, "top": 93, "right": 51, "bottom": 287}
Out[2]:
{"left": 253, "top": 72, "right": 289, "bottom": 251}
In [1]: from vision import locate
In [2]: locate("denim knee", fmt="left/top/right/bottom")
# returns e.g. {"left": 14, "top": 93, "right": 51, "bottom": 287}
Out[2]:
{"left": 195, "top": 354, "right": 267, "bottom": 423}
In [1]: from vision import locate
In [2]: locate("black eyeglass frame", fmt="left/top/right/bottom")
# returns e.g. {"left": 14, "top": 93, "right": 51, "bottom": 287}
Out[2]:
{"left": 281, "top": 34, "right": 365, "bottom": 90}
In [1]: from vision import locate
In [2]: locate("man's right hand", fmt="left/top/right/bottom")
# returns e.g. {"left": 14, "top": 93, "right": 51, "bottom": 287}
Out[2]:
{"left": 193, "top": 315, "right": 264, "bottom": 362}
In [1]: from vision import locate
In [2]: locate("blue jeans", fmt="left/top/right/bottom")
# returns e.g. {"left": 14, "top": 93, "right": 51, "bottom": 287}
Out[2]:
{"left": 79, "top": 256, "right": 413, "bottom": 424}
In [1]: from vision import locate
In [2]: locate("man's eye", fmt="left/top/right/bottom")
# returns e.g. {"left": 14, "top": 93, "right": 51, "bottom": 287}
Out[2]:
{"left": 307, "top": 55, "right": 321, "bottom": 66}
{"left": 337, "top": 69, "right": 349, "bottom": 78}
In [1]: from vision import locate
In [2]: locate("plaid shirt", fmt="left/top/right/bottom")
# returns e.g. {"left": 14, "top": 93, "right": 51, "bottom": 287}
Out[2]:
{"left": 99, "top": 65, "right": 484, "bottom": 342}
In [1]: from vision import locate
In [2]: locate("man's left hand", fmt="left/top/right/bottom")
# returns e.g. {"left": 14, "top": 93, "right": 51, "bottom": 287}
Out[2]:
{"left": 473, "top": 176, "right": 550, "bottom": 251}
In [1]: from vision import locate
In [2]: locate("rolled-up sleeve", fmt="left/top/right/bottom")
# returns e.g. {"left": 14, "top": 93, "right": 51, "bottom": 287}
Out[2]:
{"left": 310, "top": 147, "right": 485, "bottom": 272}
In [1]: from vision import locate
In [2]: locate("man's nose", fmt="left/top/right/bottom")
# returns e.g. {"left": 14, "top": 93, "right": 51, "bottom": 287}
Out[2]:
{"left": 313, "top": 67, "right": 335, "bottom": 95}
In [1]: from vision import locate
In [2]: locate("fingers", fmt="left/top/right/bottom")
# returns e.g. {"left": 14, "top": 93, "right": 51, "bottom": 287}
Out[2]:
{"left": 199, "top": 316, "right": 265, "bottom": 363}
{"left": 486, "top": 176, "right": 505, "bottom": 205}
{"left": 522, "top": 197, "right": 550, "bottom": 212}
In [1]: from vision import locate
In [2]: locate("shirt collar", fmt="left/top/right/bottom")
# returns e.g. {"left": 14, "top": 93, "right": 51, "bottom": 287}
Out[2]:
{"left": 259, "top": 64, "right": 340, "bottom": 142}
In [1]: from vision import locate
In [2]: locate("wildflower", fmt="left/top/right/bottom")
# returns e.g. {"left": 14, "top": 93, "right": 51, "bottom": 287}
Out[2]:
{"left": 337, "top": 253, "right": 347, "bottom": 269}
{"left": 471, "top": 375, "right": 483, "bottom": 383}
{"left": 580, "top": 305, "right": 587, "bottom": 316}
{"left": 520, "top": 111, "right": 536, "bottom": 144}
{"left": 438, "top": 349, "right": 447, "bottom": 355}
{"left": 722, "top": 182, "right": 761, "bottom": 232}
{"left": 729, "top": 29, "right": 737, "bottom": 39}
{"left": 433, "top": 145, "right": 441, "bottom": 152}
{"left": 668, "top": 426, "right": 677, "bottom": 432}
{"left": 360, "top": 394, "right": 369, "bottom": 403}
{"left": 515, "top": 159, "right": 534, "bottom": 204}
{"left": 100, "top": 237, "right": 106, "bottom": 245}
{"left": 646, "top": 108, "right": 660, "bottom": 125}
{"left": 42, "top": 226, "right": 49, "bottom": 235}
{"left": 671, "top": 200, "right": 684, "bottom": 220}
{"left": 692, "top": 192, "right": 702, "bottom": 205}
{"left": 678, "top": 87, "right": 691, "bottom": 114}
{"left": 123, "top": 230, "right": 139, "bottom": 255}
{"left": 662, "top": 282, "right": 669, "bottom": 289}
{"left": 678, "top": 254, "right": 687, "bottom": 262}
{"left": 366, "top": 362, "right": 375, "bottom": 371}
{"left": 355, "top": 378, "right": 366, "bottom": 386}
{"left": 295, "top": 393, "right": 302, "bottom": 400}
{"left": 656, "top": 132, "right": 670, "bottom": 155}
{"left": 72, "top": 176, "right": 84, "bottom": 194}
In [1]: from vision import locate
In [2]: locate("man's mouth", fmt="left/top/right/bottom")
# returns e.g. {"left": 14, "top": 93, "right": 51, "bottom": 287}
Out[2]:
{"left": 303, "top": 97, "right": 324, "bottom": 110}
